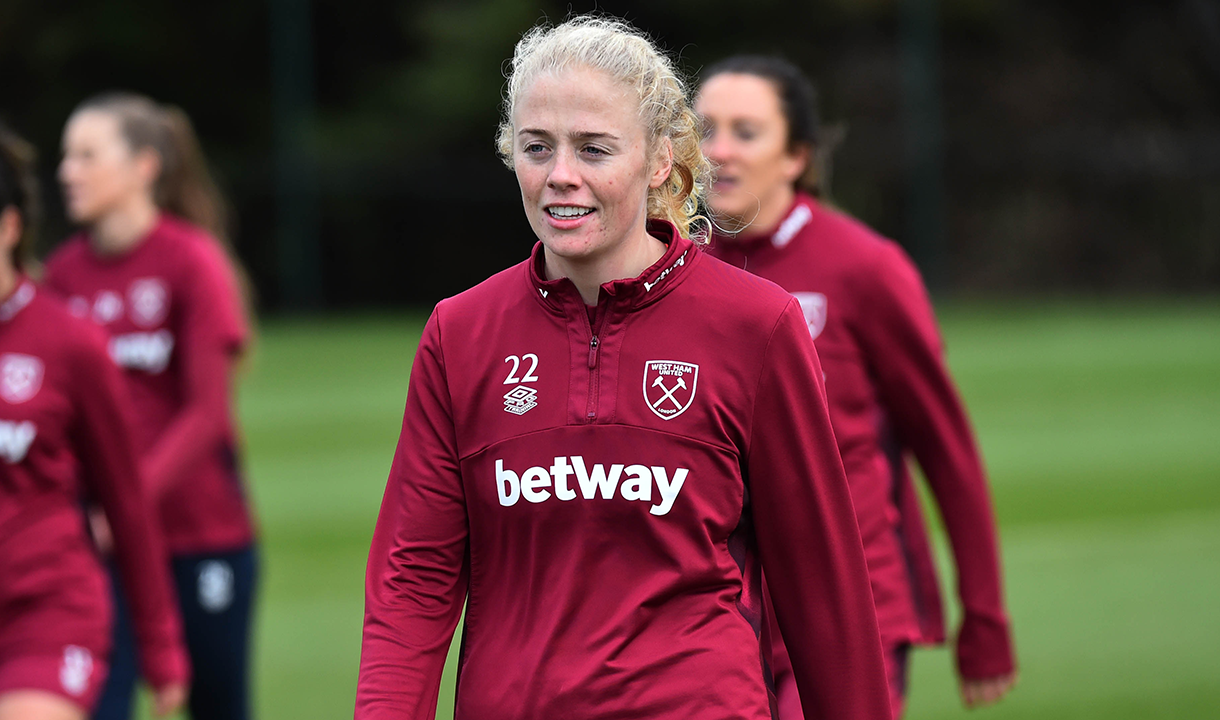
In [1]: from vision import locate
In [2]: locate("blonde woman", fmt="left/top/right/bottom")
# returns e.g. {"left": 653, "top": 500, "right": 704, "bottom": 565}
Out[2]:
{"left": 357, "top": 16, "right": 890, "bottom": 720}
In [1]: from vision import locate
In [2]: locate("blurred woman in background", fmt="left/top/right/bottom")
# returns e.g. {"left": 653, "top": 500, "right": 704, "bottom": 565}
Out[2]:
{"left": 0, "top": 124, "right": 187, "bottom": 720}
{"left": 695, "top": 55, "right": 1017, "bottom": 718}
{"left": 357, "top": 16, "right": 890, "bottom": 720}
{"left": 42, "top": 94, "right": 257, "bottom": 720}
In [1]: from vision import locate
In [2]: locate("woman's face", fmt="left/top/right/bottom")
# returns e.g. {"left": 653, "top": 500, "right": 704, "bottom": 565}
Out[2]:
{"left": 513, "top": 66, "right": 669, "bottom": 265}
{"left": 59, "top": 110, "right": 153, "bottom": 225}
{"left": 695, "top": 73, "right": 806, "bottom": 226}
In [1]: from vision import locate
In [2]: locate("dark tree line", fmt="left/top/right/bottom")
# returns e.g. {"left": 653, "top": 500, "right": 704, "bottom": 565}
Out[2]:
{"left": 3, "top": 0, "right": 1218, "bottom": 309}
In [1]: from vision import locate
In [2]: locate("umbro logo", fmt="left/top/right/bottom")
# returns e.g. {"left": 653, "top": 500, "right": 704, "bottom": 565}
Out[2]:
{"left": 504, "top": 385, "right": 538, "bottom": 415}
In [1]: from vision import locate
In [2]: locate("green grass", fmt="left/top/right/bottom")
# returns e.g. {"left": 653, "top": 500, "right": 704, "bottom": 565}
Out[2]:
{"left": 137, "top": 299, "right": 1220, "bottom": 719}
{"left": 904, "top": 298, "right": 1220, "bottom": 719}
{"left": 240, "top": 315, "right": 428, "bottom": 719}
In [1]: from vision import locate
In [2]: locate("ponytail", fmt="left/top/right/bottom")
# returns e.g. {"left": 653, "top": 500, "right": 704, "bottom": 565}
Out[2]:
{"left": 0, "top": 123, "right": 41, "bottom": 272}
{"left": 156, "top": 105, "right": 229, "bottom": 247}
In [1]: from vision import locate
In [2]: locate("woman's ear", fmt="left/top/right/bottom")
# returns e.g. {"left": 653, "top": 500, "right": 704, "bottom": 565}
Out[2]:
{"left": 0, "top": 207, "right": 23, "bottom": 256}
{"left": 781, "top": 142, "right": 811, "bottom": 186}
{"left": 649, "top": 137, "right": 674, "bottom": 189}
{"left": 133, "top": 147, "right": 162, "bottom": 191}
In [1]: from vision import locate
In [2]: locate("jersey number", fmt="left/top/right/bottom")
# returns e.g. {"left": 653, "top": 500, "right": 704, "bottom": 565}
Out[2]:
{"left": 503, "top": 354, "right": 539, "bottom": 384}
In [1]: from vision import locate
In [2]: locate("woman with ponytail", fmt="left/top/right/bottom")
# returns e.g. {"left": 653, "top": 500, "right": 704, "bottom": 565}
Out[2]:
{"left": 0, "top": 123, "right": 188, "bottom": 720}
{"left": 43, "top": 94, "right": 258, "bottom": 720}
{"left": 356, "top": 16, "right": 889, "bottom": 720}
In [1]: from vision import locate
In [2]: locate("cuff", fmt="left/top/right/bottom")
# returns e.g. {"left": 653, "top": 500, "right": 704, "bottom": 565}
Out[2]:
{"left": 139, "top": 640, "right": 192, "bottom": 691}
{"left": 956, "top": 612, "right": 1016, "bottom": 679}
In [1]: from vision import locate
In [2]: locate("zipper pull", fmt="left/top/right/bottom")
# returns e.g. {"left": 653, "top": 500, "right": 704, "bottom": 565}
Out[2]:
{"left": 588, "top": 336, "right": 600, "bottom": 368}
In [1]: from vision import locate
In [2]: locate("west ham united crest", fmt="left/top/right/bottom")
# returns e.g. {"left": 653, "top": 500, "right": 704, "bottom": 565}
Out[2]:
{"left": 128, "top": 278, "right": 169, "bottom": 327}
{"left": 0, "top": 353, "right": 44, "bottom": 404}
{"left": 643, "top": 360, "right": 699, "bottom": 421}
{"left": 792, "top": 292, "right": 828, "bottom": 340}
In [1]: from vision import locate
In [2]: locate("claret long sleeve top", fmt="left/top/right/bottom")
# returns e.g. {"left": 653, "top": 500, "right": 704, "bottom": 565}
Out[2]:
{"left": 43, "top": 213, "right": 254, "bottom": 555}
{"left": 357, "top": 222, "right": 891, "bottom": 720}
{"left": 710, "top": 192, "right": 1015, "bottom": 681}
{"left": 0, "top": 280, "right": 188, "bottom": 692}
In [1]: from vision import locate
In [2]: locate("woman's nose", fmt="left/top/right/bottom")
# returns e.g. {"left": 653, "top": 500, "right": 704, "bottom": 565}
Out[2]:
{"left": 546, "top": 150, "right": 581, "bottom": 190}
{"left": 703, "top": 130, "right": 732, "bottom": 164}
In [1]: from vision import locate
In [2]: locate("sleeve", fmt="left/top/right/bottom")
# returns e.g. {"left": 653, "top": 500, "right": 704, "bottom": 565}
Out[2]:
{"left": 71, "top": 328, "right": 190, "bottom": 691}
{"left": 141, "top": 241, "right": 249, "bottom": 501}
{"left": 355, "top": 309, "right": 469, "bottom": 719}
{"left": 856, "top": 243, "right": 1015, "bottom": 679}
{"left": 747, "top": 299, "right": 892, "bottom": 720}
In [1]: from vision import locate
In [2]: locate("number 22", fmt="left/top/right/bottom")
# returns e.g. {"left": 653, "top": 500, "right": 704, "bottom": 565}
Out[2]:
{"left": 503, "top": 354, "right": 539, "bottom": 384}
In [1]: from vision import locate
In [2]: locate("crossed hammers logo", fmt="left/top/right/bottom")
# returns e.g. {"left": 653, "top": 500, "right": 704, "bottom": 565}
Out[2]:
{"left": 651, "top": 374, "right": 687, "bottom": 409}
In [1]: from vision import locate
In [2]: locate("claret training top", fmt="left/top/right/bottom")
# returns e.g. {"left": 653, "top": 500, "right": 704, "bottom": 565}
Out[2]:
{"left": 43, "top": 213, "right": 254, "bottom": 555}
{"left": 710, "top": 192, "right": 1015, "bottom": 679}
{"left": 0, "top": 280, "right": 188, "bottom": 698}
{"left": 358, "top": 222, "right": 891, "bottom": 720}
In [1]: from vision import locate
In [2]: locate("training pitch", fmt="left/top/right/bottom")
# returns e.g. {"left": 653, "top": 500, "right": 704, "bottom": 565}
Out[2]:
{"left": 132, "top": 298, "right": 1219, "bottom": 719}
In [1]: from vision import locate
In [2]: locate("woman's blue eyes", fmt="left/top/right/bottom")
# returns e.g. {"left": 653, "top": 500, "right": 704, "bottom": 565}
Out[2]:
{"left": 522, "top": 144, "right": 608, "bottom": 157}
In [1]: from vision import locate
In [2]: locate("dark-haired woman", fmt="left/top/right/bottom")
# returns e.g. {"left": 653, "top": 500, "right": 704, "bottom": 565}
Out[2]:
{"left": 42, "top": 95, "right": 257, "bottom": 720}
{"left": 696, "top": 56, "right": 1016, "bottom": 718}
{"left": 0, "top": 125, "right": 188, "bottom": 720}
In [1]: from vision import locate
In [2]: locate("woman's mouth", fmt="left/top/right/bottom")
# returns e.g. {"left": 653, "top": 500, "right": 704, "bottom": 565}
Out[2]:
{"left": 543, "top": 205, "right": 596, "bottom": 229}
{"left": 546, "top": 206, "right": 593, "bottom": 219}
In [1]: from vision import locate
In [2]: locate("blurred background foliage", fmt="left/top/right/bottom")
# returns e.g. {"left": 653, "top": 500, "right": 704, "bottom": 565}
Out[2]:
{"left": 3, "top": 0, "right": 1218, "bottom": 310}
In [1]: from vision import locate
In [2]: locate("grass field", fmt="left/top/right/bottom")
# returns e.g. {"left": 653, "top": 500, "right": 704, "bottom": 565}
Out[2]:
{"left": 143, "top": 298, "right": 1220, "bottom": 718}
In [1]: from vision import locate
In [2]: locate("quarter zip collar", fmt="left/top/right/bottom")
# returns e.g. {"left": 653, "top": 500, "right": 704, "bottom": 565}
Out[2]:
{"left": 526, "top": 222, "right": 700, "bottom": 426}
{"left": 0, "top": 277, "right": 35, "bottom": 324}
{"left": 710, "top": 192, "right": 819, "bottom": 257}
{"left": 528, "top": 220, "right": 700, "bottom": 315}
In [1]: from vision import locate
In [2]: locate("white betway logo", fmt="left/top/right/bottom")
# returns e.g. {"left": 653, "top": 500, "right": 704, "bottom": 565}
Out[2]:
{"left": 109, "top": 331, "right": 174, "bottom": 373}
{"left": 0, "top": 420, "right": 36, "bottom": 463}
{"left": 495, "top": 456, "right": 687, "bottom": 516}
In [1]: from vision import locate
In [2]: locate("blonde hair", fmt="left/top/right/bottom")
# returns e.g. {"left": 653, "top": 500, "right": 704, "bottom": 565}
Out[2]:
{"left": 496, "top": 15, "right": 711, "bottom": 241}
